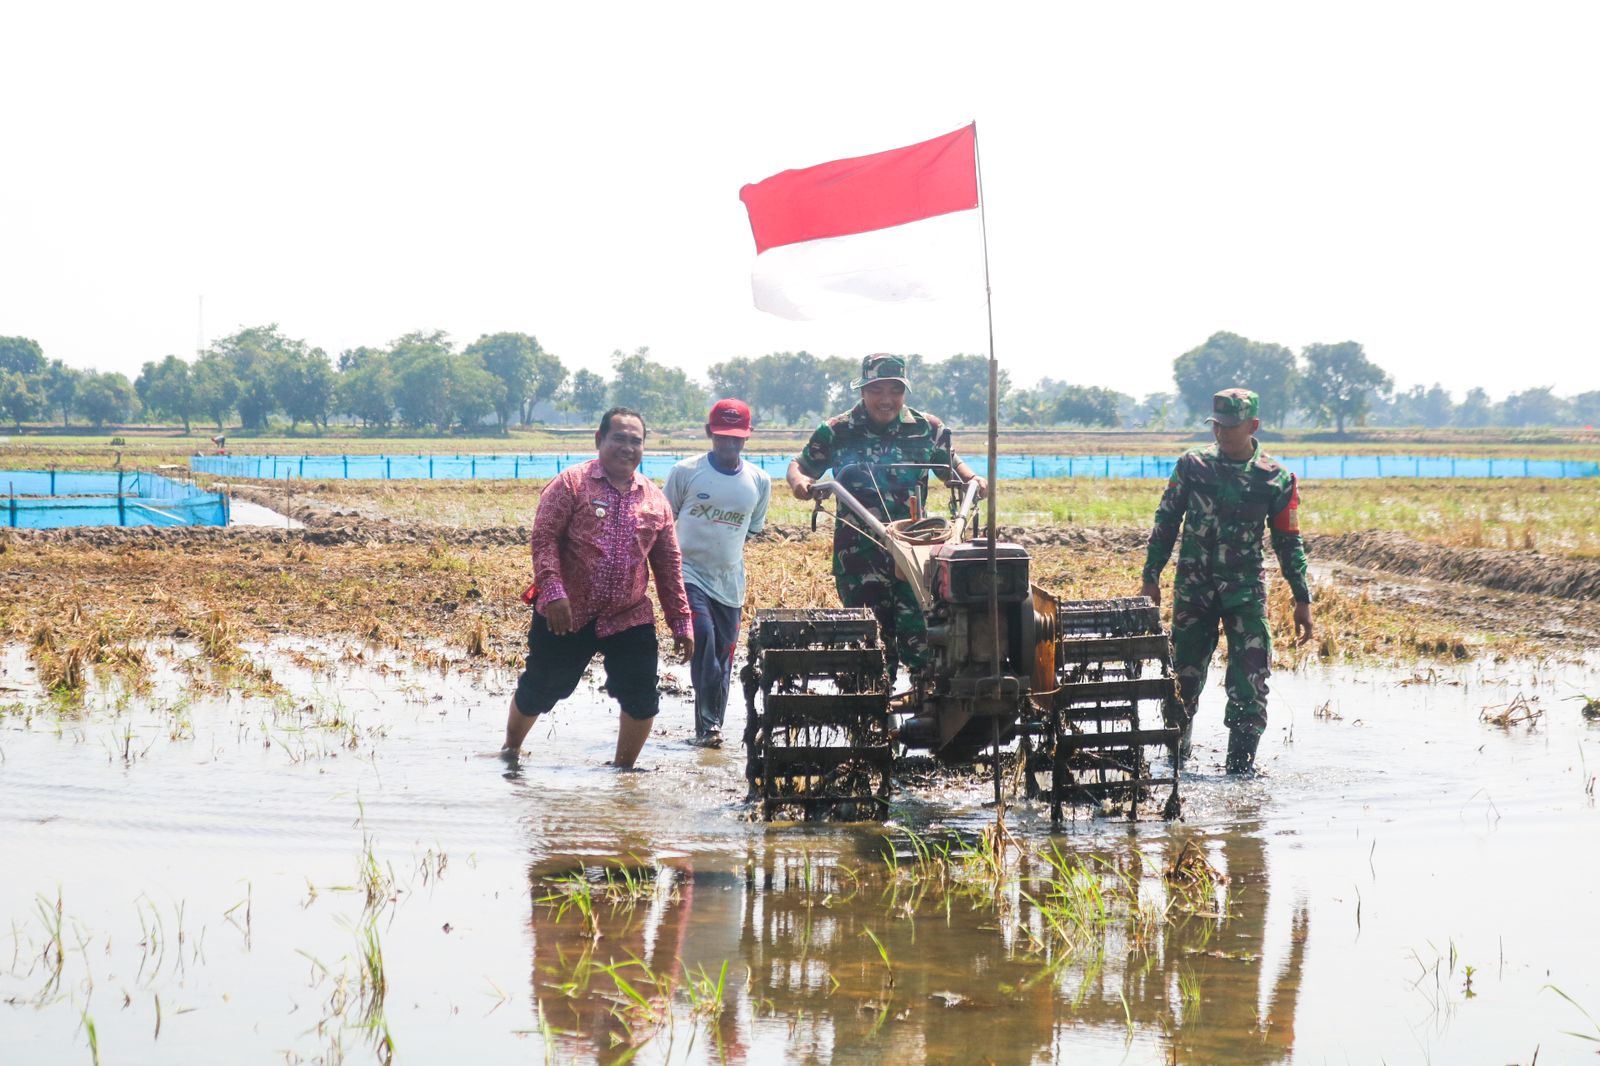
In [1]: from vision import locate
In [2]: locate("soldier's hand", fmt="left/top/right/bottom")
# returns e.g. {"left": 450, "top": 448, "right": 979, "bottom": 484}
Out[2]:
{"left": 1138, "top": 580, "right": 1161, "bottom": 606}
{"left": 789, "top": 475, "right": 815, "bottom": 501}
{"left": 672, "top": 633, "right": 695, "bottom": 660}
{"left": 544, "top": 598, "right": 574, "bottom": 635}
{"left": 1293, "top": 602, "right": 1314, "bottom": 646}
{"left": 969, "top": 476, "right": 989, "bottom": 500}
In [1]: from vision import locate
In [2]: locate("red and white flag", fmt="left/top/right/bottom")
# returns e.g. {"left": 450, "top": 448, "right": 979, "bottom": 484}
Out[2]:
{"left": 739, "top": 124, "right": 982, "bottom": 320}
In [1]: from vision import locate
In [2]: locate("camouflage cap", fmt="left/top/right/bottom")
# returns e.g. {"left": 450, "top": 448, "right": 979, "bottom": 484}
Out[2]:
{"left": 849, "top": 353, "right": 909, "bottom": 390}
{"left": 1204, "top": 388, "right": 1259, "bottom": 428}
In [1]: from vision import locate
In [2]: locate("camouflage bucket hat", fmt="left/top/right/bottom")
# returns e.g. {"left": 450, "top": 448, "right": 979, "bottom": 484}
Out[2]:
{"left": 850, "top": 353, "right": 909, "bottom": 390}
{"left": 1204, "top": 388, "right": 1259, "bottom": 428}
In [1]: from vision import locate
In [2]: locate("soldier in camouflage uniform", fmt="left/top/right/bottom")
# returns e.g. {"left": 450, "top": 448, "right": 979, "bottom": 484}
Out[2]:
{"left": 1139, "top": 388, "right": 1314, "bottom": 774}
{"left": 787, "top": 354, "right": 987, "bottom": 676}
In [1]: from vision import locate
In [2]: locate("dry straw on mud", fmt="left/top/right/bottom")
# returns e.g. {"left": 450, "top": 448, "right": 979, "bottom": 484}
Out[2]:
{"left": 465, "top": 615, "right": 490, "bottom": 657}
{"left": 1480, "top": 693, "right": 1542, "bottom": 727}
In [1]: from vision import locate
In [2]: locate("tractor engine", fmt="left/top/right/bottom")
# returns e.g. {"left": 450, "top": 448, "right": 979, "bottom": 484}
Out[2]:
{"left": 903, "top": 538, "right": 1039, "bottom": 760}
{"left": 925, "top": 539, "right": 1034, "bottom": 683}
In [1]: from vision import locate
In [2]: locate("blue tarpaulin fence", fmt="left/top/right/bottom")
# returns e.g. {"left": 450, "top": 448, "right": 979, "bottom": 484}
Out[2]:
{"left": 4, "top": 470, "right": 230, "bottom": 529}
{"left": 190, "top": 453, "right": 1600, "bottom": 482}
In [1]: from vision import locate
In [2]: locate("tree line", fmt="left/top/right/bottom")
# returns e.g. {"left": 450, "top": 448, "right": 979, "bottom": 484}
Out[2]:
{"left": 1, "top": 328, "right": 1595, "bottom": 434}
{"left": 1168, "top": 331, "right": 1600, "bottom": 434}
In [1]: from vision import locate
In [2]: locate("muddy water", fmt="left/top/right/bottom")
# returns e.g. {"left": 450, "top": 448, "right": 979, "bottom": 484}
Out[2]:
{"left": 2, "top": 642, "right": 1597, "bottom": 1064}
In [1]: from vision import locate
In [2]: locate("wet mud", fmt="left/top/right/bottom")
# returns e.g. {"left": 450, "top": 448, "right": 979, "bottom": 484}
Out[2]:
{"left": 21, "top": 484, "right": 1600, "bottom": 605}
{"left": 5, "top": 485, "right": 1600, "bottom": 1063}
{"left": 3, "top": 638, "right": 1598, "bottom": 1064}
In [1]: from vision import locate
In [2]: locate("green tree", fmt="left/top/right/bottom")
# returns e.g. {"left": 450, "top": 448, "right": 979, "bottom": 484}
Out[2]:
{"left": 451, "top": 354, "right": 502, "bottom": 430}
{"left": 0, "top": 368, "right": 46, "bottom": 431}
{"left": 820, "top": 356, "right": 858, "bottom": 413}
{"left": 896, "top": 354, "right": 947, "bottom": 415}
{"left": 609, "top": 347, "right": 707, "bottom": 423}
{"left": 192, "top": 350, "right": 240, "bottom": 431}
{"left": 751, "top": 351, "right": 828, "bottom": 425}
{"left": 338, "top": 346, "right": 386, "bottom": 372}
{"left": 389, "top": 331, "right": 457, "bottom": 430}
{"left": 1414, "top": 383, "right": 1454, "bottom": 427}
{"left": 521, "top": 351, "right": 567, "bottom": 425}
{"left": 387, "top": 332, "right": 501, "bottom": 432}
{"left": 272, "top": 346, "right": 335, "bottom": 431}
{"left": 707, "top": 356, "right": 757, "bottom": 406}
{"left": 1455, "top": 387, "right": 1493, "bottom": 428}
{"left": 1136, "top": 391, "right": 1179, "bottom": 430}
{"left": 337, "top": 353, "right": 395, "bottom": 428}
{"left": 1299, "top": 341, "right": 1392, "bottom": 435}
{"left": 136, "top": 355, "right": 196, "bottom": 432}
{"left": 1498, "top": 386, "right": 1568, "bottom": 426}
{"left": 1003, "top": 384, "right": 1058, "bottom": 426}
{"left": 207, "top": 324, "right": 310, "bottom": 431}
{"left": 561, "top": 368, "right": 608, "bottom": 422}
{"left": 1571, "top": 391, "right": 1600, "bottom": 428}
{"left": 44, "top": 360, "right": 81, "bottom": 428}
{"left": 1173, "top": 332, "right": 1298, "bottom": 427}
{"left": 465, "top": 332, "right": 554, "bottom": 429}
{"left": 926, "top": 354, "right": 1008, "bottom": 426}
{"left": 1053, "top": 384, "right": 1122, "bottom": 427}
{"left": 76, "top": 371, "right": 136, "bottom": 429}
{"left": 0, "top": 336, "right": 46, "bottom": 376}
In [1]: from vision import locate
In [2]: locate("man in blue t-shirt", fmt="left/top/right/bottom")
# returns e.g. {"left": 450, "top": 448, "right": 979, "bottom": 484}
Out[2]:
{"left": 664, "top": 399, "right": 772, "bottom": 747}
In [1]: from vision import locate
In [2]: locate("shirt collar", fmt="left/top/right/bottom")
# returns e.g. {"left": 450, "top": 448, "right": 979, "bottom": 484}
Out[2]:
{"left": 586, "top": 458, "right": 644, "bottom": 493}
{"left": 706, "top": 451, "right": 742, "bottom": 475}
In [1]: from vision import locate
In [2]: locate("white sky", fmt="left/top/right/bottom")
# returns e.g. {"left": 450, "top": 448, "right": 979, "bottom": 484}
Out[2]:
{"left": 2, "top": 1, "right": 1596, "bottom": 399}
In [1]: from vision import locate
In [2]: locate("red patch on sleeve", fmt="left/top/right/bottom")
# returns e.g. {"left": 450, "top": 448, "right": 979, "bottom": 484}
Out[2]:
{"left": 1272, "top": 481, "right": 1300, "bottom": 533}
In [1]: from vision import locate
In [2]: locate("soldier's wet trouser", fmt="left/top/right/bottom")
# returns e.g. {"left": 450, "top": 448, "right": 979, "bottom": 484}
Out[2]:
{"left": 1171, "top": 584, "right": 1271, "bottom": 741}
{"left": 836, "top": 567, "right": 929, "bottom": 675}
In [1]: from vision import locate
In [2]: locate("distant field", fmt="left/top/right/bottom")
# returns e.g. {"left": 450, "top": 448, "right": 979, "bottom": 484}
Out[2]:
{"left": 264, "top": 475, "right": 1600, "bottom": 559}
{"left": 3, "top": 424, "right": 1598, "bottom": 469}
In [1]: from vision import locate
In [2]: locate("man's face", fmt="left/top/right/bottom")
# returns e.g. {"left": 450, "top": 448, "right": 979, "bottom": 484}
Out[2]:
{"left": 861, "top": 379, "right": 907, "bottom": 426}
{"left": 707, "top": 429, "right": 746, "bottom": 466}
{"left": 1211, "top": 417, "right": 1260, "bottom": 454}
{"left": 596, "top": 414, "right": 646, "bottom": 479}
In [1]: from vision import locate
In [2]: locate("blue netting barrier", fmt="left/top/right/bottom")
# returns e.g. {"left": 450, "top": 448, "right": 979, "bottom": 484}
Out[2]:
{"left": 189, "top": 453, "right": 1600, "bottom": 482}
{"left": 3, "top": 470, "right": 230, "bottom": 529}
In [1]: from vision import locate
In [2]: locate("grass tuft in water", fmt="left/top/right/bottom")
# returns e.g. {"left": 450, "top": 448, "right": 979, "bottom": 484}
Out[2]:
{"left": 1543, "top": 984, "right": 1600, "bottom": 1044}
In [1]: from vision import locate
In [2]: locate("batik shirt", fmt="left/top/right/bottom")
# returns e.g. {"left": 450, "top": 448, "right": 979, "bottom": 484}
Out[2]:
{"left": 530, "top": 459, "right": 692, "bottom": 637}
{"left": 1141, "top": 441, "right": 1312, "bottom": 608}
{"left": 794, "top": 404, "right": 960, "bottom": 577}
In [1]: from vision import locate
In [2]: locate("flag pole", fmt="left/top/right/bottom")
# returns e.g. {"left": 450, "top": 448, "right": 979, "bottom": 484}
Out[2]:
{"left": 974, "top": 122, "right": 1005, "bottom": 743}
{"left": 974, "top": 121, "right": 998, "bottom": 550}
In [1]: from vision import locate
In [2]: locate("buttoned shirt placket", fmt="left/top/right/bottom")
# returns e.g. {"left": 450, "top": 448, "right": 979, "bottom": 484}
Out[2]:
{"left": 589, "top": 472, "right": 641, "bottom": 638}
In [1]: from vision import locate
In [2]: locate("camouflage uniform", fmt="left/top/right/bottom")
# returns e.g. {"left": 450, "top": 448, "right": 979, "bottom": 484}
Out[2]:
{"left": 1142, "top": 390, "right": 1311, "bottom": 759}
{"left": 794, "top": 374, "right": 961, "bottom": 673}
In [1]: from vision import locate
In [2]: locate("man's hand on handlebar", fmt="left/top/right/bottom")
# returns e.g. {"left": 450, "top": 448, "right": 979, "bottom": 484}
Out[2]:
{"left": 788, "top": 473, "right": 816, "bottom": 501}
{"left": 967, "top": 475, "right": 989, "bottom": 500}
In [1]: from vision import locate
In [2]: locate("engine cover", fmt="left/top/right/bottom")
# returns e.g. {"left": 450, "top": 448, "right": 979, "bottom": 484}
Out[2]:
{"left": 932, "top": 539, "right": 1031, "bottom": 605}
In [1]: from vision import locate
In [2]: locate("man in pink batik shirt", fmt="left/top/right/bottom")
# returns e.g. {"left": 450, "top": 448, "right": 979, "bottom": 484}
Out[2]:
{"left": 501, "top": 406, "right": 694, "bottom": 768}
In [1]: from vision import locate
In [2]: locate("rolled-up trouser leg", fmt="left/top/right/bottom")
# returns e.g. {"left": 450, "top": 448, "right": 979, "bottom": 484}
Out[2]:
{"left": 1220, "top": 600, "right": 1271, "bottom": 740}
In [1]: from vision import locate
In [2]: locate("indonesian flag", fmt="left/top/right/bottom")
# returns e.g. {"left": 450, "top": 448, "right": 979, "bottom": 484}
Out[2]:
{"left": 739, "top": 124, "right": 982, "bottom": 320}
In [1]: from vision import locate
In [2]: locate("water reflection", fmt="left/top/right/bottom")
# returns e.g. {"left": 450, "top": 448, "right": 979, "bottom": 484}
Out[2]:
{"left": 523, "top": 821, "right": 1310, "bottom": 1065}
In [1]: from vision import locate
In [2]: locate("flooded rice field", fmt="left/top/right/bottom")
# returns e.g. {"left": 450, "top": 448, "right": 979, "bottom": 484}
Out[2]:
{"left": 2, "top": 640, "right": 1598, "bottom": 1064}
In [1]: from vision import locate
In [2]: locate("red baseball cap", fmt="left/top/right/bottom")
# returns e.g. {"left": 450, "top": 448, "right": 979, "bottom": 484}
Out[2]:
{"left": 707, "top": 398, "right": 753, "bottom": 438}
